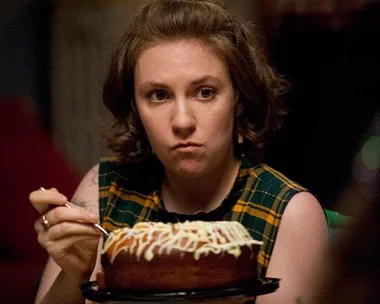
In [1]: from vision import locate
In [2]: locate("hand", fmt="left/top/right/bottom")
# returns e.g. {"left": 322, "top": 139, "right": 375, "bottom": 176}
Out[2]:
{"left": 29, "top": 188, "right": 101, "bottom": 282}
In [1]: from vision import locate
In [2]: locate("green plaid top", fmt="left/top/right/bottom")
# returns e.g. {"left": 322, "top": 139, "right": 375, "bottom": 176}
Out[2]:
{"left": 99, "top": 156, "right": 306, "bottom": 277}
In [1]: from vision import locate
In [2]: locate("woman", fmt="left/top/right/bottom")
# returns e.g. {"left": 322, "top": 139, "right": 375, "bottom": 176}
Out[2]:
{"left": 29, "top": 0, "right": 327, "bottom": 303}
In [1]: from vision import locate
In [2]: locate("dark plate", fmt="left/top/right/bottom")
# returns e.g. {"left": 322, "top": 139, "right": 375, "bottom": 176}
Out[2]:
{"left": 81, "top": 278, "right": 280, "bottom": 303}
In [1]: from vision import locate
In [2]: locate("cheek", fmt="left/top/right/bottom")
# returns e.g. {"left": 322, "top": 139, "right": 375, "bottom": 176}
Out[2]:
{"left": 137, "top": 106, "right": 154, "bottom": 131}
{"left": 208, "top": 109, "right": 235, "bottom": 136}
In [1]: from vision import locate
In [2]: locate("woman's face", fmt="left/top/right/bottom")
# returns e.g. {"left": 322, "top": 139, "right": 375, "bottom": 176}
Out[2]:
{"left": 134, "top": 39, "right": 237, "bottom": 178}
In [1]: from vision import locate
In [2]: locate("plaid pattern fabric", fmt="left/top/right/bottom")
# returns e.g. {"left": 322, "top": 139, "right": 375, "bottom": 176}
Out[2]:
{"left": 99, "top": 156, "right": 306, "bottom": 277}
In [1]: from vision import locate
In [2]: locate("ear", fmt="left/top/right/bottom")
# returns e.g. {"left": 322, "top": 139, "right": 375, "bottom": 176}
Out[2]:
{"left": 234, "top": 89, "right": 240, "bottom": 103}
{"left": 234, "top": 89, "right": 242, "bottom": 115}
{"left": 235, "top": 102, "right": 243, "bottom": 117}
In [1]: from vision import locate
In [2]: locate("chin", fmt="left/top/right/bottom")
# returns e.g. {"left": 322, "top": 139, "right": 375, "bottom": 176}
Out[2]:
{"left": 172, "top": 159, "right": 208, "bottom": 178}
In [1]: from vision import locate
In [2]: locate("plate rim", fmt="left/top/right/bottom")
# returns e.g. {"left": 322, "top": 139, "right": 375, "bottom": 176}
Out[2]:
{"left": 81, "top": 277, "right": 280, "bottom": 303}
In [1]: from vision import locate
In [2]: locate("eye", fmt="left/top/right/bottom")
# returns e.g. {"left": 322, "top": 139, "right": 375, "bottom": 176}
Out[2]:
{"left": 196, "top": 88, "right": 215, "bottom": 100}
{"left": 148, "top": 90, "right": 170, "bottom": 102}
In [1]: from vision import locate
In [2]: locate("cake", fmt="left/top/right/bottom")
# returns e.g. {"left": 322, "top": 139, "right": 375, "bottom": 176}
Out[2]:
{"left": 98, "top": 221, "right": 263, "bottom": 292}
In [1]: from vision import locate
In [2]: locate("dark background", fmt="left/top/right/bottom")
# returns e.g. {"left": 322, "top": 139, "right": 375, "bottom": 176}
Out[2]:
{"left": 266, "top": 6, "right": 380, "bottom": 210}
{"left": 0, "top": 0, "right": 52, "bottom": 128}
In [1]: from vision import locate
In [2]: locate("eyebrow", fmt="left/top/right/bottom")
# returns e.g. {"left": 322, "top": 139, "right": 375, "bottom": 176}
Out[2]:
{"left": 139, "top": 75, "right": 222, "bottom": 90}
{"left": 190, "top": 75, "right": 222, "bottom": 86}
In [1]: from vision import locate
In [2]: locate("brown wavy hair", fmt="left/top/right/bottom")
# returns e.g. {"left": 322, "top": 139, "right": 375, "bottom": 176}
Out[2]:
{"left": 103, "top": 0, "right": 288, "bottom": 163}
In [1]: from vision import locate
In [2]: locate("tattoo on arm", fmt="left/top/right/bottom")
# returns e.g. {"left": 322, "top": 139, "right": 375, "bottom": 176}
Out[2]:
{"left": 71, "top": 199, "right": 88, "bottom": 209}
{"left": 71, "top": 197, "right": 98, "bottom": 214}
{"left": 69, "top": 166, "right": 99, "bottom": 212}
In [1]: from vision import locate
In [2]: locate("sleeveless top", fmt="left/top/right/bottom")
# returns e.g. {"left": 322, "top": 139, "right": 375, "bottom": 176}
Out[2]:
{"left": 98, "top": 155, "right": 306, "bottom": 277}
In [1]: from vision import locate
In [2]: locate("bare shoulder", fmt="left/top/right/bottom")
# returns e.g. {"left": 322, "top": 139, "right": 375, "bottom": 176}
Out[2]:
{"left": 277, "top": 191, "right": 327, "bottom": 245}
{"left": 283, "top": 192, "right": 326, "bottom": 230}
{"left": 71, "top": 164, "right": 100, "bottom": 215}
{"left": 260, "top": 192, "right": 328, "bottom": 302}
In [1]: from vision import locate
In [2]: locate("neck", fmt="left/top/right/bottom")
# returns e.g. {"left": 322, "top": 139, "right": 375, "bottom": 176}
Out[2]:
{"left": 162, "top": 154, "right": 240, "bottom": 214}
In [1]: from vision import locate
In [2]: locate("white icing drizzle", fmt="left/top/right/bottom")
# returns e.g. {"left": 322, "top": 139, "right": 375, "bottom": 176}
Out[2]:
{"left": 102, "top": 221, "right": 263, "bottom": 263}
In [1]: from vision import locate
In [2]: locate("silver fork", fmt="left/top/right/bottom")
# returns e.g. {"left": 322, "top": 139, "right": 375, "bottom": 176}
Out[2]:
{"left": 40, "top": 187, "right": 109, "bottom": 237}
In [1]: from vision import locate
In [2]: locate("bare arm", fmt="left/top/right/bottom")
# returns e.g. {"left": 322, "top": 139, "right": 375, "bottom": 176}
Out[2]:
{"left": 34, "top": 164, "right": 103, "bottom": 304}
{"left": 256, "top": 192, "right": 328, "bottom": 303}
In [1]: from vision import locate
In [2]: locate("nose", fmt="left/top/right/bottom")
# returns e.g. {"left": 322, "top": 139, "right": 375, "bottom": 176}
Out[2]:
{"left": 171, "top": 99, "right": 196, "bottom": 138}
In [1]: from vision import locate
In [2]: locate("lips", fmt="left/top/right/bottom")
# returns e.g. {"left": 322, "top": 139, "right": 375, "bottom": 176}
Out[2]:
{"left": 172, "top": 142, "right": 202, "bottom": 150}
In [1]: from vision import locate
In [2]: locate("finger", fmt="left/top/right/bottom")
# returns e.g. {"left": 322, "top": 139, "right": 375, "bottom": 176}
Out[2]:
{"left": 43, "top": 206, "right": 99, "bottom": 227}
{"left": 48, "top": 222, "right": 101, "bottom": 241}
{"left": 34, "top": 217, "right": 46, "bottom": 235}
{"left": 34, "top": 217, "right": 100, "bottom": 238}
{"left": 29, "top": 188, "right": 68, "bottom": 214}
{"left": 38, "top": 222, "right": 101, "bottom": 247}
{"left": 44, "top": 234, "right": 100, "bottom": 257}
{"left": 34, "top": 205, "right": 99, "bottom": 237}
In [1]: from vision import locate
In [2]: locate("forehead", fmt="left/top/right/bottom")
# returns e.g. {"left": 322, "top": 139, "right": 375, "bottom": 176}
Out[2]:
{"left": 134, "top": 38, "right": 230, "bottom": 82}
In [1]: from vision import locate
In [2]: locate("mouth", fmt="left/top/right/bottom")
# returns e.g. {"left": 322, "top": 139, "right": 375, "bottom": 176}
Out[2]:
{"left": 172, "top": 142, "right": 202, "bottom": 150}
